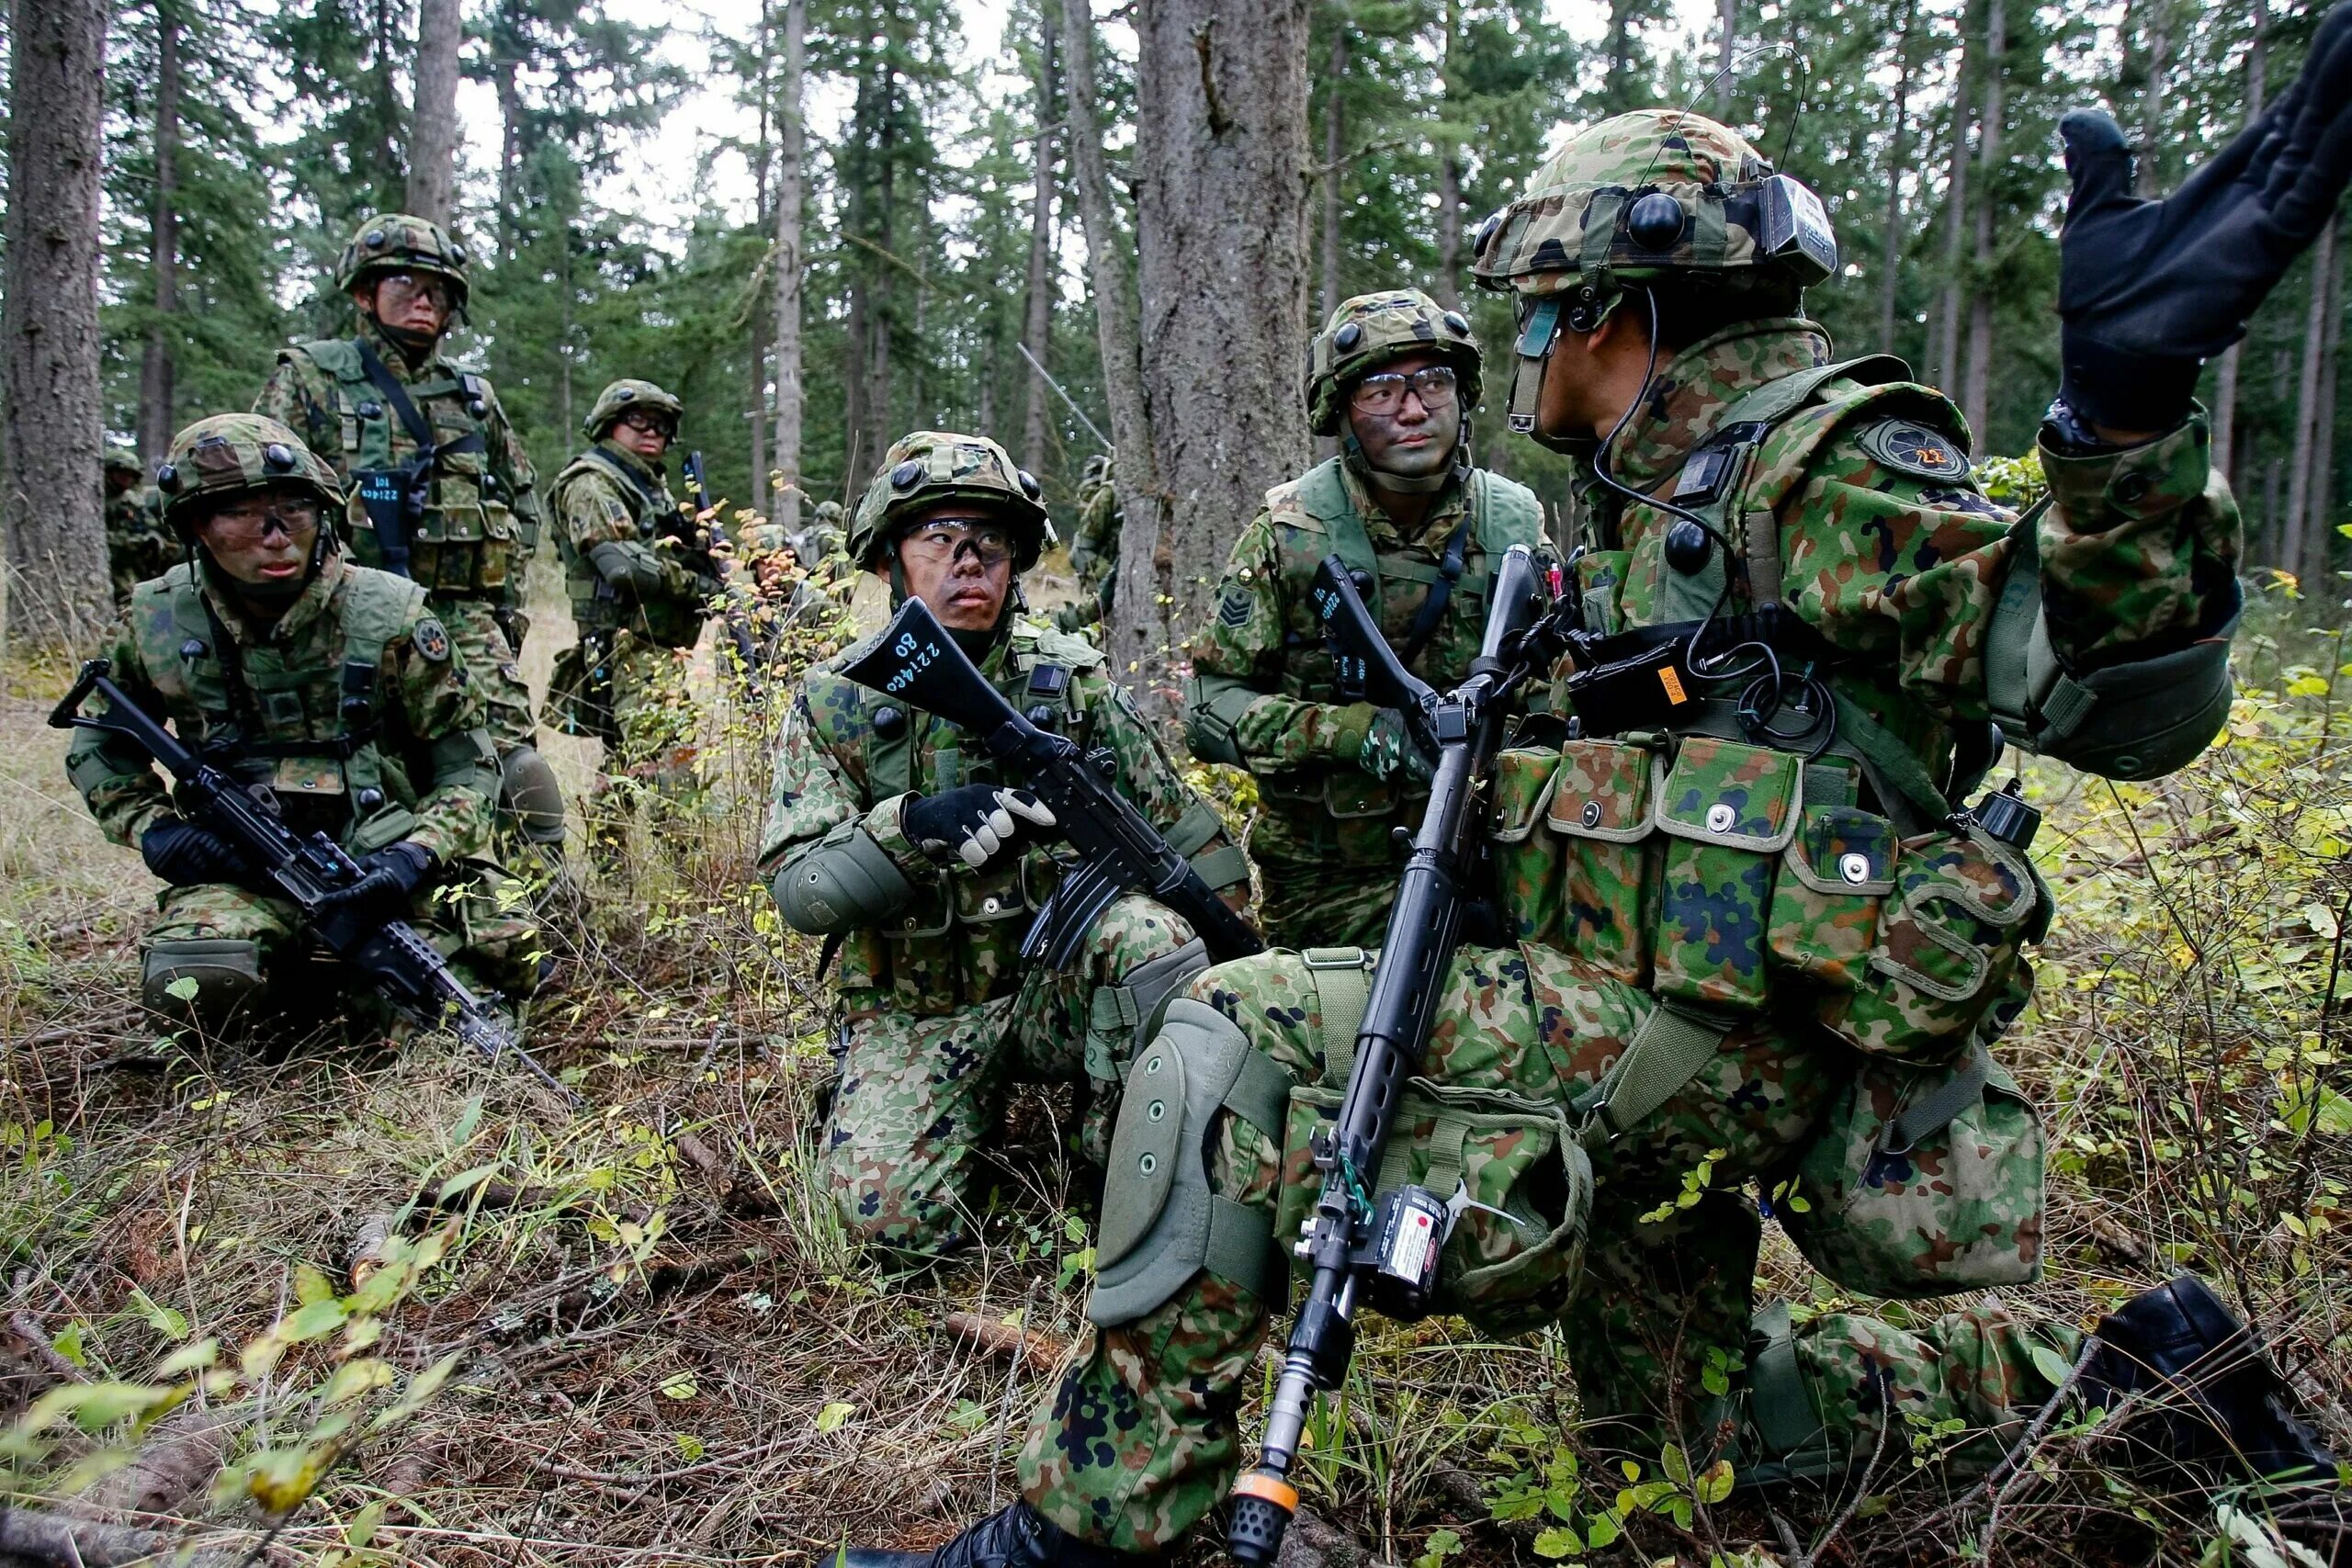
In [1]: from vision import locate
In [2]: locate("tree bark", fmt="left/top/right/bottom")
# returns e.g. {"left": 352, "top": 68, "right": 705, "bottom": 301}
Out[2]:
{"left": 2284, "top": 219, "right": 2334, "bottom": 578}
{"left": 3, "top": 0, "right": 112, "bottom": 648}
{"left": 1715, "top": 0, "right": 1738, "bottom": 114}
{"left": 1020, "top": 6, "right": 1061, "bottom": 476}
{"left": 137, "top": 0, "right": 180, "bottom": 465}
{"left": 1061, "top": 0, "right": 1159, "bottom": 650}
{"left": 2301, "top": 228, "right": 2340, "bottom": 589}
{"left": 748, "top": 0, "right": 774, "bottom": 516}
{"left": 2211, "top": 0, "right": 2265, "bottom": 483}
{"left": 1603, "top": 0, "right": 1636, "bottom": 114}
{"left": 772, "top": 0, "right": 807, "bottom": 529}
{"left": 1319, "top": 17, "right": 1344, "bottom": 318}
{"left": 1121, "top": 0, "right": 1311, "bottom": 705}
{"left": 1877, "top": 0, "right": 1917, "bottom": 352}
{"left": 1930, "top": 0, "right": 1977, "bottom": 390}
{"left": 2133, "top": 0, "right": 2170, "bottom": 197}
{"left": 1432, "top": 0, "right": 1462, "bottom": 310}
{"left": 405, "top": 0, "right": 462, "bottom": 222}
{"left": 1961, "top": 0, "right": 2003, "bottom": 440}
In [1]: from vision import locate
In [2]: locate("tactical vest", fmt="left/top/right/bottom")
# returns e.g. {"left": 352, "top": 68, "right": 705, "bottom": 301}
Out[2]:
{"left": 550, "top": 447, "right": 707, "bottom": 648}
{"left": 292, "top": 338, "right": 525, "bottom": 600}
{"left": 819, "top": 621, "right": 1107, "bottom": 1017}
{"left": 130, "top": 563, "right": 438, "bottom": 855}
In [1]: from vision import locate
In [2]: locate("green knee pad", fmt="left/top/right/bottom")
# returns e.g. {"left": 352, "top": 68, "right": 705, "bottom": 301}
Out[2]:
{"left": 1084, "top": 938, "right": 1209, "bottom": 1085}
{"left": 142, "top": 939, "right": 266, "bottom": 1023}
{"left": 498, "top": 746, "right": 569, "bottom": 846}
{"left": 1088, "top": 998, "right": 1295, "bottom": 1325}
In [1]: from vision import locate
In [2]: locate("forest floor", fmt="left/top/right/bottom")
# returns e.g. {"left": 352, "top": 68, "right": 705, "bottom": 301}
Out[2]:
{"left": 3, "top": 558, "right": 2349, "bottom": 1568}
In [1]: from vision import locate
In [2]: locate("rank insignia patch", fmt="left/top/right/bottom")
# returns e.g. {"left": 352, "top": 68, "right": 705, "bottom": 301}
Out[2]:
{"left": 1218, "top": 588, "right": 1252, "bottom": 627}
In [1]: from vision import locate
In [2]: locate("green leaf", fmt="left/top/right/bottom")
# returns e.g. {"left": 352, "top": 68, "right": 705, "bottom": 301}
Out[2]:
{"left": 165, "top": 976, "right": 201, "bottom": 1002}
{"left": 322, "top": 1358, "right": 395, "bottom": 1406}
{"left": 279, "top": 1298, "right": 347, "bottom": 1344}
{"left": 292, "top": 1263, "right": 337, "bottom": 1307}
{"left": 447, "top": 1095, "right": 484, "bottom": 1148}
{"left": 1531, "top": 1526, "right": 1584, "bottom": 1559}
{"left": 673, "top": 1433, "right": 707, "bottom": 1461}
{"left": 1696, "top": 1460, "right": 1735, "bottom": 1505}
{"left": 1584, "top": 1511, "right": 1620, "bottom": 1550}
{"left": 26, "top": 1381, "right": 177, "bottom": 1433}
{"left": 345, "top": 1500, "right": 386, "bottom": 1550}
{"left": 129, "top": 1286, "right": 190, "bottom": 1341}
{"left": 156, "top": 1337, "right": 220, "bottom": 1376}
{"left": 51, "top": 1320, "right": 88, "bottom": 1368}
{"left": 437, "top": 1164, "right": 502, "bottom": 1204}
{"left": 659, "top": 1372, "right": 698, "bottom": 1400}
{"left": 1411, "top": 1527, "right": 1462, "bottom": 1568}
{"left": 1659, "top": 1443, "right": 1690, "bottom": 1485}
{"left": 2028, "top": 1344, "right": 2076, "bottom": 1391}
{"left": 815, "top": 1400, "right": 854, "bottom": 1433}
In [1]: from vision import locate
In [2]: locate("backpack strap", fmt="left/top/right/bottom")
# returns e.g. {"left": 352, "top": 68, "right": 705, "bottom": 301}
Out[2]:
{"left": 1295, "top": 458, "right": 1381, "bottom": 603}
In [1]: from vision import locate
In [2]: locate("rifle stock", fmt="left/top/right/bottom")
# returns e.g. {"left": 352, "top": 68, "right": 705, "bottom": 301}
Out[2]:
{"left": 841, "top": 599, "right": 1262, "bottom": 966}
{"left": 50, "top": 661, "right": 577, "bottom": 1105}
{"left": 1227, "top": 546, "right": 1555, "bottom": 1564}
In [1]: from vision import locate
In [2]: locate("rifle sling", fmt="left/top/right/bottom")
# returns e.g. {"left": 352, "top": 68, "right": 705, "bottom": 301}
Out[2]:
{"left": 356, "top": 338, "right": 485, "bottom": 469}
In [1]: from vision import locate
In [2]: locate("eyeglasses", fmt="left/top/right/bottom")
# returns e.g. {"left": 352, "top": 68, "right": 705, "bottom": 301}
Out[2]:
{"left": 617, "top": 411, "right": 675, "bottom": 438}
{"left": 1351, "top": 365, "right": 1459, "bottom": 415}
{"left": 204, "top": 497, "right": 322, "bottom": 546}
{"left": 376, "top": 271, "right": 454, "bottom": 311}
{"left": 898, "top": 519, "right": 1015, "bottom": 569}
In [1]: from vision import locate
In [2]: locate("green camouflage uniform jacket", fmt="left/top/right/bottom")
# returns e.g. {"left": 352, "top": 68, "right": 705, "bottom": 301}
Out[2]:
{"left": 1013, "top": 320, "right": 2242, "bottom": 1552}
{"left": 105, "top": 484, "right": 175, "bottom": 605}
{"left": 1057, "top": 461, "right": 1123, "bottom": 633}
{"left": 1187, "top": 457, "right": 1545, "bottom": 946}
{"left": 70, "top": 549, "right": 498, "bottom": 864}
{"left": 549, "top": 439, "right": 713, "bottom": 648}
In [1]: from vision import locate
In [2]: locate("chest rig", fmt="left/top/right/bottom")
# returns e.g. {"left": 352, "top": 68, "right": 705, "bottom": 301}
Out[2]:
{"left": 297, "top": 338, "right": 519, "bottom": 598}
{"left": 134, "top": 566, "right": 429, "bottom": 850}
{"left": 1289, "top": 460, "right": 1544, "bottom": 693}
{"left": 552, "top": 447, "right": 683, "bottom": 637}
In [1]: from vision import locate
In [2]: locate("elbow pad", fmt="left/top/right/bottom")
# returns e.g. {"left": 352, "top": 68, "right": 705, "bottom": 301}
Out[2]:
{"left": 587, "top": 540, "right": 671, "bottom": 601}
{"left": 770, "top": 818, "right": 916, "bottom": 935}
{"left": 1182, "top": 675, "right": 1260, "bottom": 768}
{"left": 1986, "top": 577, "right": 2240, "bottom": 782}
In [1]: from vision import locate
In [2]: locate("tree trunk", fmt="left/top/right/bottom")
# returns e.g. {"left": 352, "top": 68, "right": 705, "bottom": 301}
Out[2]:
{"left": 1432, "top": 0, "right": 1462, "bottom": 310}
{"left": 2211, "top": 0, "right": 2265, "bottom": 483}
{"left": 370, "top": 0, "right": 402, "bottom": 205}
{"left": 772, "top": 0, "right": 806, "bottom": 528}
{"left": 2134, "top": 0, "right": 2170, "bottom": 197}
{"left": 1930, "top": 0, "right": 1976, "bottom": 389}
{"left": 1715, "top": 0, "right": 1737, "bottom": 114}
{"left": 2285, "top": 220, "right": 2335, "bottom": 578}
{"left": 494, "top": 61, "right": 521, "bottom": 262}
{"left": 1877, "top": 0, "right": 1917, "bottom": 352}
{"left": 1061, "top": 0, "right": 1159, "bottom": 649}
{"left": 1961, "top": 0, "right": 2003, "bottom": 440}
{"left": 1319, "top": 17, "right": 1344, "bottom": 318}
{"left": 1120, "top": 0, "right": 1311, "bottom": 705}
{"left": 748, "top": 0, "right": 774, "bottom": 517}
{"left": 1604, "top": 0, "right": 1635, "bottom": 114}
{"left": 137, "top": 0, "right": 180, "bottom": 465}
{"left": 1020, "top": 6, "right": 1061, "bottom": 476}
{"left": 2, "top": 0, "right": 111, "bottom": 647}
{"left": 2301, "top": 230, "right": 2341, "bottom": 589}
{"left": 405, "top": 0, "right": 462, "bottom": 222}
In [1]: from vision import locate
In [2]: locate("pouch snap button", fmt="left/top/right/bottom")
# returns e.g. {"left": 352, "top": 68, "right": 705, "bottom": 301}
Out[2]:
{"left": 1705, "top": 803, "right": 1736, "bottom": 833}
{"left": 1581, "top": 800, "right": 1601, "bottom": 828}
{"left": 1838, "top": 852, "right": 1871, "bottom": 885}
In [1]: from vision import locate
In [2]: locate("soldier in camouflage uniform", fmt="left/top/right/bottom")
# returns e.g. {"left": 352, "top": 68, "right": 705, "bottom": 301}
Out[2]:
{"left": 255, "top": 214, "right": 566, "bottom": 860}
{"left": 542, "top": 379, "right": 715, "bottom": 857}
{"left": 1053, "top": 454, "right": 1120, "bottom": 634}
{"left": 758, "top": 432, "right": 1253, "bottom": 1259}
{"left": 795, "top": 498, "right": 848, "bottom": 570}
{"left": 1186, "top": 289, "right": 1547, "bottom": 949}
{"left": 852, "top": 75, "right": 2352, "bottom": 1568}
{"left": 104, "top": 446, "right": 175, "bottom": 606}
{"left": 69, "top": 414, "right": 536, "bottom": 1037}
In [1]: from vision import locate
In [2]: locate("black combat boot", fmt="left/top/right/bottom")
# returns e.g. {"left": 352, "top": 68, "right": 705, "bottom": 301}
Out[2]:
{"left": 843, "top": 1501, "right": 1154, "bottom": 1568}
{"left": 2082, "top": 1274, "right": 2339, "bottom": 1483}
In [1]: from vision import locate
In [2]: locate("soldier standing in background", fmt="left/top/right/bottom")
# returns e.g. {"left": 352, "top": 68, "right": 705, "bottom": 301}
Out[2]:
{"left": 1183, "top": 288, "right": 1546, "bottom": 949}
{"left": 255, "top": 214, "right": 566, "bottom": 863}
{"left": 104, "top": 446, "right": 175, "bottom": 607}
{"left": 1054, "top": 454, "right": 1120, "bottom": 635}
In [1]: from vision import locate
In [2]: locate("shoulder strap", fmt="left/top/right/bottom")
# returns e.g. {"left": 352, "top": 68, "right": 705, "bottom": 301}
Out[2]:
{"left": 1298, "top": 946, "right": 1374, "bottom": 1088}
{"left": 572, "top": 446, "right": 665, "bottom": 527}
{"left": 299, "top": 338, "right": 365, "bottom": 382}
{"left": 1571, "top": 1001, "right": 1734, "bottom": 1143}
{"left": 1296, "top": 459, "right": 1380, "bottom": 600}
{"left": 355, "top": 338, "right": 486, "bottom": 466}
{"left": 1982, "top": 492, "right": 2057, "bottom": 746}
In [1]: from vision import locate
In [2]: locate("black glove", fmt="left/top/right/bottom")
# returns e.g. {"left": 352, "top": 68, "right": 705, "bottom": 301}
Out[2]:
{"left": 315, "top": 840, "right": 435, "bottom": 916}
{"left": 901, "top": 784, "right": 1059, "bottom": 870}
{"left": 2056, "top": 3, "right": 2352, "bottom": 433}
{"left": 139, "top": 817, "right": 245, "bottom": 886}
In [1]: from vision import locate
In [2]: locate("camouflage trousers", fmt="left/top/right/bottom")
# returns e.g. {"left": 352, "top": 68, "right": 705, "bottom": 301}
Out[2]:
{"left": 143, "top": 865, "right": 540, "bottom": 1032}
{"left": 1016, "top": 942, "right": 2078, "bottom": 1553}
{"left": 1249, "top": 852, "right": 1399, "bottom": 953}
{"left": 819, "top": 894, "right": 1204, "bottom": 1258}
{"left": 433, "top": 597, "right": 536, "bottom": 754}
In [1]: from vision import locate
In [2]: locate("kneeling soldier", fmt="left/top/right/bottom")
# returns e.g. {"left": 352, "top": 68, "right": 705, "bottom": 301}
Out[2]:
{"left": 758, "top": 431, "right": 1251, "bottom": 1258}
{"left": 69, "top": 414, "right": 537, "bottom": 1038}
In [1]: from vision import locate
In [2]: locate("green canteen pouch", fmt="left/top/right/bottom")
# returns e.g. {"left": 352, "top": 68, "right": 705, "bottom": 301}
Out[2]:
{"left": 1652, "top": 736, "right": 1801, "bottom": 1010}
{"left": 1544, "top": 738, "right": 1659, "bottom": 986}
{"left": 1489, "top": 746, "right": 1566, "bottom": 948}
{"left": 1273, "top": 1078, "right": 1592, "bottom": 1333}
{"left": 1777, "top": 976, "right": 2043, "bottom": 1297}
{"left": 1765, "top": 798, "right": 1896, "bottom": 990}
{"left": 1819, "top": 820, "right": 2046, "bottom": 1062}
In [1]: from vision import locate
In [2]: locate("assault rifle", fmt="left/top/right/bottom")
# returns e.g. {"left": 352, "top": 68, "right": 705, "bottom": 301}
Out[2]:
{"left": 677, "top": 452, "right": 764, "bottom": 697}
{"left": 1227, "top": 545, "right": 1561, "bottom": 1564}
{"left": 50, "top": 660, "right": 578, "bottom": 1106}
{"left": 840, "top": 597, "right": 1262, "bottom": 968}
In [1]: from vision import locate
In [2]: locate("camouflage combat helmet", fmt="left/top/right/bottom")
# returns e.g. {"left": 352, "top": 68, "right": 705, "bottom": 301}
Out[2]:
{"left": 1471, "top": 110, "right": 1838, "bottom": 432}
{"left": 847, "top": 431, "right": 1051, "bottom": 572}
{"left": 812, "top": 500, "right": 845, "bottom": 525}
{"left": 104, "top": 445, "right": 143, "bottom": 477}
{"left": 1304, "top": 289, "right": 1484, "bottom": 435}
{"left": 335, "top": 212, "right": 472, "bottom": 310}
{"left": 153, "top": 413, "right": 345, "bottom": 536}
{"left": 582, "top": 378, "right": 684, "bottom": 441}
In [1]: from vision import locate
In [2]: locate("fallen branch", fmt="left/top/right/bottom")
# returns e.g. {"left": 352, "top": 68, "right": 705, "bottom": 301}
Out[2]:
{"left": 942, "top": 1312, "right": 1064, "bottom": 1376}
{"left": 0, "top": 1506, "right": 245, "bottom": 1568}
{"left": 6, "top": 1313, "right": 88, "bottom": 1384}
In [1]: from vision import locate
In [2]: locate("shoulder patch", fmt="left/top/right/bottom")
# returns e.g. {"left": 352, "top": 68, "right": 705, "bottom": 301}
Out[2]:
{"left": 1857, "top": 419, "right": 1973, "bottom": 483}
{"left": 413, "top": 616, "right": 451, "bottom": 662}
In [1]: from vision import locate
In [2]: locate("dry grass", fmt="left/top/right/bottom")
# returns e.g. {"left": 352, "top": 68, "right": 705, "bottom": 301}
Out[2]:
{"left": 1, "top": 564, "right": 2346, "bottom": 1568}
